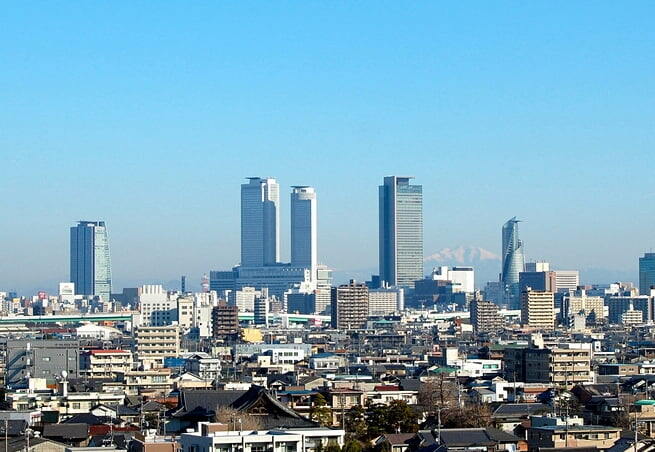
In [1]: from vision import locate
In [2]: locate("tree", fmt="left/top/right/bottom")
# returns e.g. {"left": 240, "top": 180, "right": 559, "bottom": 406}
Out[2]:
{"left": 418, "top": 374, "right": 457, "bottom": 414}
{"left": 215, "top": 406, "right": 263, "bottom": 430}
{"left": 345, "top": 405, "right": 368, "bottom": 441}
{"left": 325, "top": 443, "right": 341, "bottom": 452}
{"left": 342, "top": 440, "right": 363, "bottom": 452}
{"left": 386, "top": 400, "right": 419, "bottom": 433}
{"left": 310, "top": 393, "right": 333, "bottom": 427}
{"left": 440, "top": 404, "right": 492, "bottom": 428}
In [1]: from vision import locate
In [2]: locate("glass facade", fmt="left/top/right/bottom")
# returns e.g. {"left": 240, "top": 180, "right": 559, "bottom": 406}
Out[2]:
{"left": 241, "top": 177, "right": 279, "bottom": 267}
{"left": 640, "top": 252, "right": 655, "bottom": 295}
{"left": 290, "top": 186, "right": 317, "bottom": 277}
{"left": 70, "top": 221, "right": 112, "bottom": 301}
{"left": 379, "top": 176, "right": 423, "bottom": 288}
{"left": 501, "top": 217, "right": 525, "bottom": 307}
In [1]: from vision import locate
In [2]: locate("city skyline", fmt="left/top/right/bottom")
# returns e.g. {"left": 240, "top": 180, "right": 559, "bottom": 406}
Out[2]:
{"left": 2, "top": 2, "right": 653, "bottom": 293}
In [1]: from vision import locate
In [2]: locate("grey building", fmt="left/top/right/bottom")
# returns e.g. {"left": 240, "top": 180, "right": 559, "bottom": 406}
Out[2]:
{"left": 70, "top": 221, "right": 112, "bottom": 301}
{"left": 640, "top": 253, "right": 655, "bottom": 295}
{"left": 290, "top": 186, "right": 317, "bottom": 277}
{"left": 379, "top": 176, "right": 423, "bottom": 288}
{"left": 4, "top": 339, "right": 80, "bottom": 386}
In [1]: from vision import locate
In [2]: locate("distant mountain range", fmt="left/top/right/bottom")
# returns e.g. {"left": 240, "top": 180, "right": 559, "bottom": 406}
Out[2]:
{"left": 424, "top": 245, "right": 501, "bottom": 287}
{"left": 424, "top": 245, "right": 500, "bottom": 264}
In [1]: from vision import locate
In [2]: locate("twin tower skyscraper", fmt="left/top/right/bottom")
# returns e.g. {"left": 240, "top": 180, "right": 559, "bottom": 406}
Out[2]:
{"left": 240, "top": 177, "right": 317, "bottom": 276}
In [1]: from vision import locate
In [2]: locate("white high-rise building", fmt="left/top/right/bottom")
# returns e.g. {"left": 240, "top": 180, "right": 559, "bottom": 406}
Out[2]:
{"left": 555, "top": 270, "right": 580, "bottom": 292}
{"left": 291, "top": 186, "right": 317, "bottom": 279}
{"left": 525, "top": 262, "right": 550, "bottom": 272}
{"left": 241, "top": 177, "right": 280, "bottom": 267}
{"left": 431, "top": 266, "right": 475, "bottom": 293}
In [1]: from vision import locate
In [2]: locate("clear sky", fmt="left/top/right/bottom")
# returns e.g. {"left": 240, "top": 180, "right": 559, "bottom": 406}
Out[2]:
{"left": 2, "top": 1, "right": 654, "bottom": 294}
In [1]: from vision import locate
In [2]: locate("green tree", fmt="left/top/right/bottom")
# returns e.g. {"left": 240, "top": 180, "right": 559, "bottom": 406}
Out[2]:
{"left": 325, "top": 443, "right": 341, "bottom": 452}
{"left": 310, "top": 393, "right": 333, "bottom": 427}
{"left": 386, "top": 400, "right": 419, "bottom": 433}
{"left": 342, "top": 440, "right": 363, "bottom": 452}
{"left": 345, "top": 405, "right": 368, "bottom": 440}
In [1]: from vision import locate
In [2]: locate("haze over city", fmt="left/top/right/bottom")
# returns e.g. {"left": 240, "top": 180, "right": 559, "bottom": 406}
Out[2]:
{"left": 2, "top": 2, "right": 654, "bottom": 294}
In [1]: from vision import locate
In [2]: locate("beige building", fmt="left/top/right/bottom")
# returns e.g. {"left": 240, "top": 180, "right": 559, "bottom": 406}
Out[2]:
{"left": 123, "top": 368, "right": 175, "bottom": 396}
{"left": 471, "top": 298, "right": 503, "bottom": 333}
{"left": 527, "top": 425, "right": 620, "bottom": 452}
{"left": 521, "top": 289, "right": 555, "bottom": 330}
{"left": 81, "top": 349, "right": 133, "bottom": 379}
{"left": 524, "top": 344, "right": 593, "bottom": 386}
{"left": 135, "top": 325, "right": 181, "bottom": 368}
{"left": 562, "top": 289, "right": 605, "bottom": 324}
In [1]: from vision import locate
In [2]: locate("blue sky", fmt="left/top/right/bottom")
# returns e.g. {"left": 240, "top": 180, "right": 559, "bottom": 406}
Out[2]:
{"left": 2, "top": 1, "right": 654, "bottom": 293}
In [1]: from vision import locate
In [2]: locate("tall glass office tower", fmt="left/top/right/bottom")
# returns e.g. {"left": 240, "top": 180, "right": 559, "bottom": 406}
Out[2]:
{"left": 501, "top": 217, "right": 525, "bottom": 307}
{"left": 640, "top": 252, "right": 655, "bottom": 295}
{"left": 70, "top": 221, "right": 112, "bottom": 301}
{"left": 379, "top": 176, "right": 423, "bottom": 288}
{"left": 291, "top": 186, "right": 317, "bottom": 278}
{"left": 241, "top": 177, "right": 280, "bottom": 267}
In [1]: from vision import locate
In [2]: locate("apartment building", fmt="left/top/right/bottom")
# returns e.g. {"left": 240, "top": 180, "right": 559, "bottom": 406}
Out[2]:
{"left": 135, "top": 325, "right": 181, "bottom": 368}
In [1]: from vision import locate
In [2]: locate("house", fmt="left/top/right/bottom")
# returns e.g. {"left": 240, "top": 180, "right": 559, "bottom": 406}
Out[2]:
{"left": 409, "top": 428, "right": 524, "bottom": 452}
{"left": 180, "top": 422, "right": 345, "bottom": 452}
{"left": 169, "top": 386, "right": 318, "bottom": 433}
{"left": 526, "top": 425, "right": 621, "bottom": 452}
{"left": 492, "top": 404, "right": 550, "bottom": 433}
{"left": 42, "top": 423, "right": 90, "bottom": 447}
{"left": 374, "top": 433, "right": 415, "bottom": 452}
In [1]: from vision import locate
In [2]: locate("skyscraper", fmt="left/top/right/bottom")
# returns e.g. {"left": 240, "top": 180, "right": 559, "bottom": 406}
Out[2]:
{"left": 290, "top": 186, "right": 317, "bottom": 278}
{"left": 640, "top": 253, "right": 655, "bottom": 295}
{"left": 70, "top": 221, "right": 112, "bottom": 301}
{"left": 241, "top": 177, "right": 280, "bottom": 267}
{"left": 501, "top": 217, "right": 525, "bottom": 307}
{"left": 379, "top": 176, "right": 423, "bottom": 288}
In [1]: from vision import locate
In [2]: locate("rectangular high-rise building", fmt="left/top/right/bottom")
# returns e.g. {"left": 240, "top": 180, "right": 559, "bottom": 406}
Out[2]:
{"left": 379, "top": 176, "right": 423, "bottom": 288}
{"left": 521, "top": 289, "right": 555, "bottom": 330}
{"left": 555, "top": 270, "right": 580, "bottom": 292}
{"left": 291, "top": 186, "right": 317, "bottom": 278}
{"left": 70, "top": 221, "right": 112, "bottom": 301}
{"left": 640, "top": 253, "right": 655, "bottom": 295}
{"left": 331, "top": 280, "right": 369, "bottom": 329}
{"left": 241, "top": 177, "right": 279, "bottom": 267}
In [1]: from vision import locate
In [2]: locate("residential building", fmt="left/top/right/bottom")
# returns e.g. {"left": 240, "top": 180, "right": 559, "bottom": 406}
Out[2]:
{"left": 607, "top": 295, "right": 652, "bottom": 324}
{"left": 527, "top": 425, "right": 620, "bottom": 452}
{"left": 291, "top": 186, "right": 317, "bottom": 279}
{"left": 521, "top": 289, "right": 555, "bottom": 330}
{"left": 379, "top": 176, "right": 423, "bottom": 288}
{"left": 241, "top": 177, "right": 280, "bottom": 267}
{"left": 368, "top": 287, "right": 404, "bottom": 315}
{"left": 70, "top": 221, "right": 112, "bottom": 301}
{"left": 331, "top": 281, "right": 369, "bottom": 329}
{"left": 135, "top": 325, "right": 181, "bottom": 368}
{"left": 181, "top": 423, "right": 344, "bottom": 452}
{"left": 561, "top": 289, "right": 605, "bottom": 324}
{"left": 640, "top": 253, "right": 655, "bottom": 295}
{"left": 212, "top": 301, "right": 240, "bottom": 339}
{"left": 622, "top": 308, "right": 643, "bottom": 325}
{"left": 521, "top": 344, "right": 593, "bottom": 386}
{"left": 471, "top": 298, "right": 503, "bottom": 333}
{"left": 80, "top": 349, "right": 133, "bottom": 379}
{"left": 501, "top": 217, "right": 525, "bottom": 308}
